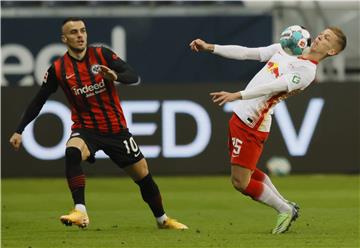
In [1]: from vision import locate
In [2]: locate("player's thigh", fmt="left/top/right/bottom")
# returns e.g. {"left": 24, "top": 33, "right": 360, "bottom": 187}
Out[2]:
{"left": 123, "top": 158, "right": 149, "bottom": 181}
{"left": 66, "top": 137, "right": 90, "bottom": 161}
{"left": 103, "top": 132, "right": 146, "bottom": 177}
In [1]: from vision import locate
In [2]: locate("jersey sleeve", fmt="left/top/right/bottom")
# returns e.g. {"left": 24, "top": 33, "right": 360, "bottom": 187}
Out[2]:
{"left": 213, "top": 43, "right": 281, "bottom": 62}
{"left": 15, "top": 65, "right": 58, "bottom": 134}
{"left": 213, "top": 45, "right": 262, "bottom": 60}
{"left": 258, "top": 43, "right": 282, "bottom": 62}
{"left": 240, "top": 78, "right": 288, "bottom": 100}
{"left": 101, "top": 46, "right": 140, "bottom": 85}
{"left": 240, "top": 64, "right": 315, "bottom": 100}
{"left": 283, "top": 65, "right": 316, "bottom": 92}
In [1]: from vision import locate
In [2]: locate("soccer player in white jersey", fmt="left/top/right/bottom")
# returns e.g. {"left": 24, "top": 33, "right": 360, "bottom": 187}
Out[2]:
{"left": 190, "top": 27, "right": 346, "bottom": 234}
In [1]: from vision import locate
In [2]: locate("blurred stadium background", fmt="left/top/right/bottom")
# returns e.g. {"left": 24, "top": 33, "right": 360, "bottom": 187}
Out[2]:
{"left": 1, "top": 1, "right": 359, "bottom": 247}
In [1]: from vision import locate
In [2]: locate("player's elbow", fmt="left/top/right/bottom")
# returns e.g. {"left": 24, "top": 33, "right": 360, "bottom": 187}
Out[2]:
{"left": 127, "top": 76, "right": 141, "bottom": 85}
{"left": 118, "top": 75, "right": 141, "bottom": 85}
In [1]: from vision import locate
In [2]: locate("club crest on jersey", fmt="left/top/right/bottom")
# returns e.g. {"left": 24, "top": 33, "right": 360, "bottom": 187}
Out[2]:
{"left": 91, "top": 64, "right": 101, "bottom": 75}
{"left": 267, "top": 61, "right": 280, "bottom": 78}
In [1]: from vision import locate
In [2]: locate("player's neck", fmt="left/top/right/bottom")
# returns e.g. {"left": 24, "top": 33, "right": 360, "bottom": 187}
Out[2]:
{"left": 301, "top": 51, "right": 324, "bottom": 63}
{"left": 68, "top": 47, "right": 87, "bottom": 61}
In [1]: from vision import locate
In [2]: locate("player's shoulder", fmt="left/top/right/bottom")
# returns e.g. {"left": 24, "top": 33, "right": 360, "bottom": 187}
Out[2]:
{"left": 293, "top": 57, "right": 317, "bottom": 71}
{"left": 89, "top": 45, "right": 113, "bottom": 53}
{"left": 290, "top": 59, "right": 317, "bottom": 81}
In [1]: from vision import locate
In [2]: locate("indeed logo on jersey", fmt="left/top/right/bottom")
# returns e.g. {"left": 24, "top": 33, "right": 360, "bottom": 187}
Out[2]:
{"left": 71, "top": 80, "right": 106, "bottom": 98}
{"left": 266, "top": 61, "right": 280, "bottom": 78}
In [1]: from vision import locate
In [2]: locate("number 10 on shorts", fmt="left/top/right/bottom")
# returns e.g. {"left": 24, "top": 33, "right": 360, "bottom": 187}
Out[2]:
{"left": 232, "top": 138, "right": 243, "bottom": 156}
{"left": 123, "top": 137, "right": 139, "bottom": 154}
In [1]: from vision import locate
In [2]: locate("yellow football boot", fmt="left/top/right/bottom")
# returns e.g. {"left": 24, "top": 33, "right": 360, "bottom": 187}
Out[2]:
{"left": 60, "top": 209, "right": 89, "bottom": 228}
{"left": 158, "top": 218, "right": 188, "bottom": 230}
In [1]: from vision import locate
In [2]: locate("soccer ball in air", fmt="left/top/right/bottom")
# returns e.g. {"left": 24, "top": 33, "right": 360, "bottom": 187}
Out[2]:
{"left": 280, "top": 25, "right": 311, "bottom": 56}
{"left": 266, "top": 156, "right": 291, "bottom": 176}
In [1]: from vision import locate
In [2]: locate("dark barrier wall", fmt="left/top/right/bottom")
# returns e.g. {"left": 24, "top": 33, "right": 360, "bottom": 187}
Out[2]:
{"left": 2, "top": 16, "right": 271, "bottom": 86}
{"left": 2, "top": 83, "right": 359, "bottom": 177}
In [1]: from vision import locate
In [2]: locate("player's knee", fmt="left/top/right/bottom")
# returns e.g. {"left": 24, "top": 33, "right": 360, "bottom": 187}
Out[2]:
{"left": 65, "top": 147, "right": 82, "bottom": 166}
{"left": 231, "top": 176, "right": 249, "bottom": 192}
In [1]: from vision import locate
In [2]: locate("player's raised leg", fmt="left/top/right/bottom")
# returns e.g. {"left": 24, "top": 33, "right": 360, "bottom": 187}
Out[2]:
{"left": 231, "top": 165, "right": 298, "bottom": 234}
{"left": 124, "top": 158, "right": 188, "bottom": 230}
{"left": 60, "top": 137, "right": 90, "bottom": 228}
{"left": 251, "top": 168, "right": 300, "bottom": 210}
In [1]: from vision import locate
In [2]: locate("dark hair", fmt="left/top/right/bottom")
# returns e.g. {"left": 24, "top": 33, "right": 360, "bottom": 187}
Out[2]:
{"left": 327, "top": 26, "right": 347, "bottom": 52}
{"left": 62, "top": 17, "right": 85, "bottom": 27}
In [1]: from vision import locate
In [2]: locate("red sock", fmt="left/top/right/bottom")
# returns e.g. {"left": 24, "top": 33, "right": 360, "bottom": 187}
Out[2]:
{"left": 251, "top": 168, "right": 266, "bottom": 182}
{"left": 243, "top": 179, "right": 264, "bottom": 200}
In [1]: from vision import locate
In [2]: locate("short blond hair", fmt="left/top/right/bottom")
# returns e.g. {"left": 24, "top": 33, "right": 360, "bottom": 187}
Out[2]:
{"left": 327, "top": 26, "right": 347, "bottom": 52}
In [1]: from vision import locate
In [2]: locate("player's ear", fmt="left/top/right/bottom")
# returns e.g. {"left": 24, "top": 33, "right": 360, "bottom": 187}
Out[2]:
{"left": 61, "top": 35, "right": 67, "bottom": 43}
{"left": 327, "top": 48, "right": 337, "bottom": 56}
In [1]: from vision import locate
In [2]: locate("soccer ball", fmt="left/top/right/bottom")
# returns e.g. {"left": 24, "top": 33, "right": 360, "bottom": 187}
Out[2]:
{"left": 280, "top": 25, "right": 311, "bottom": 56}
{"left": 266, "top": 156, "right": 291, "bottom": 176}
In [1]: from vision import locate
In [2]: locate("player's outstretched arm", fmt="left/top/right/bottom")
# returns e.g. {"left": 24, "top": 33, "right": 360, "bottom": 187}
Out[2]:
{"left": 189, "top": 39, "right": 215, "bottom": 52}
{"left": 210, "top": 91, "right": 242, "bottom": 106}
{"left": 9, "top": 132, "right": 22, "bottom": 151}
{"left": 190, "top": 38, "right": 270, "bottom": 61}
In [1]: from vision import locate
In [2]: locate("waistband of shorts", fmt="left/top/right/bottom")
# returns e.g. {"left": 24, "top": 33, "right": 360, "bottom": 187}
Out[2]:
{"left": 231, "top": 113, "right": 269, "bottom": 138}
{"left": 72, "top": 128, "right": 129, "bottom": 136}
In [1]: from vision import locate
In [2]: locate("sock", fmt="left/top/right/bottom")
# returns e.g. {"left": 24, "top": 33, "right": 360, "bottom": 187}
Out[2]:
{"left": 252, "top": 168, "right": 288, "bottom": 202}
{"left": 243, "top": 179, "right": 291, "bottom": 213}
{"left": 75, "top": 204, "right": 87, "bottom": 213}
{"left": 135, "top": 173, "right": 165, "bottom": 218}
{"left": 65, "top": 147, "right": 85, "bottom": 205}
{"left": 156, "top": 214, "right": 168, "bottom": 224}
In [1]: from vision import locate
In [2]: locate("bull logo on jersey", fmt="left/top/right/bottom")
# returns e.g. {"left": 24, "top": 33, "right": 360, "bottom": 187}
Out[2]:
{"left": 91, "top": 64, "right": 101, "bottom": 75}
{"left": 267, "top": 61, "right": 280, "bottom": 78}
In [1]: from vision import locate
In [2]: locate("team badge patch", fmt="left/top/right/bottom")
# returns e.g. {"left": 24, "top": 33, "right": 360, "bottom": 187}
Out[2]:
{"left": 91, "top": 64, "right": 101, "bottom": 75}
{"left": 291, "top": 73, "right": 301, "bottom": 84}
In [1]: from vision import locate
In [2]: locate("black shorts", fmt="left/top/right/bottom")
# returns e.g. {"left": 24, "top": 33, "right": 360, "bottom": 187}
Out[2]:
{"left": 68, "top": 128, "right": 144, "bottom": 168}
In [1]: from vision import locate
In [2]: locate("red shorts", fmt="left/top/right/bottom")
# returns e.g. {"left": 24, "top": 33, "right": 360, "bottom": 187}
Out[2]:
{"left": 228, "top": 114, "right": 269, "bottom": 170}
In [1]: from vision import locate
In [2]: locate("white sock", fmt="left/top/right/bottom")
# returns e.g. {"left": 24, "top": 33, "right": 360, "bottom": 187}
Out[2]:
{"left": 75, "top": 204, "right": 87, "bottom": 213}
{"left": 156, "top": 214, "right": 168, "bottom": 224}
{"left": 263, "top": 175, "right": 288, "bottom": 203}
{"left": 258, "top": 184, "right": 291, "bottom": 213}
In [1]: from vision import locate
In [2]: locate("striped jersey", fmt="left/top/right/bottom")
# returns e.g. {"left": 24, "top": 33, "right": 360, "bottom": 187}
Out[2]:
{"left": 52, "top": 46, "right": 127, "bottom": 133}
{"left": 16, "top": 46, "right": 139, "bottom": 135}
{"left": 233, "top": 44, "right": 318, "bottom": 132}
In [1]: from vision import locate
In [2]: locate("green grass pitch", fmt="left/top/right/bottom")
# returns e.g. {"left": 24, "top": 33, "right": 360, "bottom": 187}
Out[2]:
{"left": 2, "top": 175, "right": 359, "bottom": 248}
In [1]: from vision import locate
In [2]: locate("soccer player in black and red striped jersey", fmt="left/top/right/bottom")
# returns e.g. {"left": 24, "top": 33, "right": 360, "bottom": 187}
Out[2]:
{"left": 9, "top": 18, "right": 188, "bottom": 230}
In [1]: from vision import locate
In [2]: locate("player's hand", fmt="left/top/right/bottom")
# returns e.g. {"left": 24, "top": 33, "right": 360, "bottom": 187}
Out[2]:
{"left": 210, "top": 91, "right": 242, "bottom": 106}
{"left": 99, "top": 65, "right": 118, "bottom": 81}
{"left": 9, "top": 132, "right": 22, "bottom": 151}
{"left": 189, "top": 39, "right": 215, "bottom": 52}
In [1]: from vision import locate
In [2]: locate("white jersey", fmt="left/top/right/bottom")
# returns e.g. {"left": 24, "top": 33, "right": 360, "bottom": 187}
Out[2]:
{"left": 214, "top": 43, "right": 318, "bottom": 132}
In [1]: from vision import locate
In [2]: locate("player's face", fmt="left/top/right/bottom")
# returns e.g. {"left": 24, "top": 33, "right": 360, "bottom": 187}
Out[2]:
{"left": 61, "top": 21, "right": 87, "bottom": 53}
{"left": 310, "top": 29, "right": 341, "bottom": 56}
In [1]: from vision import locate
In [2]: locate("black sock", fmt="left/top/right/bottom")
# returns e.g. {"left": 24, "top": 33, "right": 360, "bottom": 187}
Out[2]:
{"left": 65, "top": 147, "right": 85, "bottom": 205}
{"left": 135, "top": 173, "right": 165, "bottom": 217}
